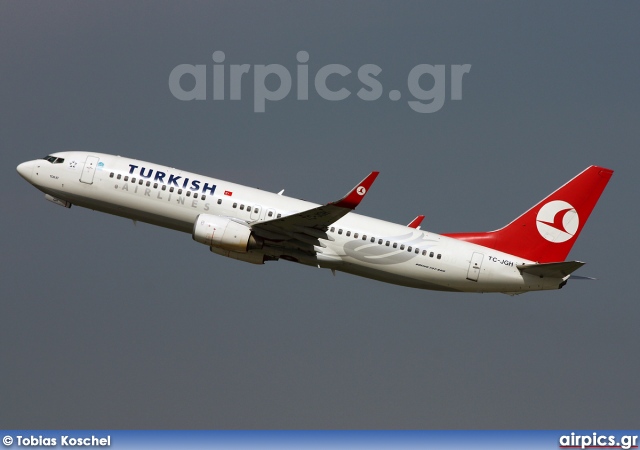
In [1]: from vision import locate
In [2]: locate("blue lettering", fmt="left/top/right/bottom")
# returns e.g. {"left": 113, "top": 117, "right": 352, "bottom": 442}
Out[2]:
{"left": 168, "top": 174, "right": 181, "bottom": 186}
{"left": 202, "top": 182, "right": 216, "bottom": 195}
{"left": 140, "top": 167, "right": 153, "bottom": 179}
{"left": 154, "top": 171, "right": 166, "bottom": 183}
{"left": 182, "top": 178, "right": 190, "bottom": 189}
{"left": 190, "top": 180, "right": 200, "bottom": 191}
{"left": 128, "top": 164, "right": 138, "bottom": 174}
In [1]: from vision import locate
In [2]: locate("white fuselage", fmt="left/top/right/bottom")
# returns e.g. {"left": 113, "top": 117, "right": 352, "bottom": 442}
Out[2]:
{"left": 17, "top": 151, "right": 565, "bottom": 293}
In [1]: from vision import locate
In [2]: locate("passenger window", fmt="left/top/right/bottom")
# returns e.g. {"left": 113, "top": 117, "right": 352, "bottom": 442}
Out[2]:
{"left": 170, "top": 187, "right": 174, "bottom": 193}
{"left": 437, "top": 254, "right": 442, "bottom": 259}
{"left": 429, "top": 252, "right": 434, "bottom": 258}
{"left": 268, "top": 211, "right": 273, "bottom": 217}
{"left": 117, "top": 174, "right": 121, "bottom": 180}
{"left": 153, "top": 183, "right": 158, "bottom": 189}
{"left": 346, "top": 231, "right": 351, "bottom": 237}
{"left": 132, "top": 178, "right": 136, "bottom": 183}
{"left": 415, "top": 248, "right": 419, "bottom": 254}
{"left": 217, "top": 199, "right": 222, "bottom": 204}
{"left": 400, "top": 245, "right": 405, "bottom": 250}
{"left": 178, "top": 189, "right": 182, "bottom": 194}
{"left": 393, "top": 243, "right": 397, "bottom": 248}
{"left": 330, "top": 227, "right": 335, "bottom": 232}
{"left": 146, "top": 181, "right": 151, "bottom": 187}
{"left": 378, "top": 239, "right": 383, "bottom": 245}
{"left": 201, "top": 195, "right": 206, "bottom": 200}
{"left": 124, "top": 176, "right": 129, "bottom": 181}
{"left": 422, "top": 250, "right": 427, "bottom": 256}
{"left": 240, "top": 205, "right": 244, "bottom": 210}
{"left": 370, "top": 237, "right": 375, "bottom": 243}
{"left": 354, "top": 233, "right": 359, "bottom": 239}
{"left": 233, "top": 203, "right": 237, "bottom": 208}
{"left": 277, "top": 213, "right": 282, "bottom": 218}
{"left": 139, "top": 179, "right": 143, "bottom": 185}
{"left": 407, "top": 246, "right": 412, "bottom": 252}
{"left": 110, "top": 173, "right": 114, "bottom": 178}
{"left": 186, "top": 191, "right": 191, "bottom": 197}
{"left": 338, "top": 229, "right": 343, "bottom": 235}
{"left": 162, "top": 185, "right": 166, "bottom": 191}
{"left": 362, "top": 235, "right": 367, "bottom": 240}
{"left": 386, "top": 241, "right": 390, "bottom": 246}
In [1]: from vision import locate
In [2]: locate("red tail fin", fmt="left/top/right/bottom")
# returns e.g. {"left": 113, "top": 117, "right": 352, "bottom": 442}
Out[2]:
{"left": 443, "top": 166, "right": 613, "bottom": 263}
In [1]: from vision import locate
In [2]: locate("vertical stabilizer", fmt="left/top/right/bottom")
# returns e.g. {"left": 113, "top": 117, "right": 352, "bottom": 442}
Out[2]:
{"left": 444, "top": 166, "right": 613, "bottom": 262}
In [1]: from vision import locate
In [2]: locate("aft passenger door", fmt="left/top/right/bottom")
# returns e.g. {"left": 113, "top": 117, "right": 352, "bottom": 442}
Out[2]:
{"left": 80, "top": 156, "right": 100, "bottom": 184}
{"left": 466, "top": 252, "right": 484, "bottom": 282}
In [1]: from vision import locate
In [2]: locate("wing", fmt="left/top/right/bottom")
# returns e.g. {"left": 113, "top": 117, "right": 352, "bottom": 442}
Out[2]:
{"left": 250, "top": 172, "right": 379, "bottom": 254}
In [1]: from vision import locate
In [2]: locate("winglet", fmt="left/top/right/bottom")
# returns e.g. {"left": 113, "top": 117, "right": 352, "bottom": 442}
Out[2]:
{"left": 408, "top": 215, "right": 425, "bottom": 229}
{"left": 330, "top": 171, "right": 379, "bottom": 209}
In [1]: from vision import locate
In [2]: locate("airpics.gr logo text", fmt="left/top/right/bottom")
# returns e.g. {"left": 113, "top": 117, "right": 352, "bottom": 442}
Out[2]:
{"left": 168, "top": 51, "right": 471, "bottom": 113}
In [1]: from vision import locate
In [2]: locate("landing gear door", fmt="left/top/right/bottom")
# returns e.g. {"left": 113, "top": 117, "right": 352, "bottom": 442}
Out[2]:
{"left": 80, "top": 156, "right": 100, "bottom": 184}
{"left": 466, "top": 252, "right": 484, "bottom": 282}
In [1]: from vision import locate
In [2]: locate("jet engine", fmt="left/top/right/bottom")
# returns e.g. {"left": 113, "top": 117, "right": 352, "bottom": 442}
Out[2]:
{"left": 192, "top": 214, "right": 263, "bottom": 253}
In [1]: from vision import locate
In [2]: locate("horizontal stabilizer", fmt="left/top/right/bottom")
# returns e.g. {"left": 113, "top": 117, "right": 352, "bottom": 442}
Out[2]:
{"left": 517, "top": 261, "right": 585, "bottom": 278}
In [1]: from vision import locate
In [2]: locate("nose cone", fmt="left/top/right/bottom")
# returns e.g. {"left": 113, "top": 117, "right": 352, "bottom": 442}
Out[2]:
{"left": 17, "top": 161, "right": 34, "bottom": 181}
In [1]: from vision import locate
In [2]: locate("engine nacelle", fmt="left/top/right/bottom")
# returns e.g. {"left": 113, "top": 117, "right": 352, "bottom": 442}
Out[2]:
{"left": 192, "top": 214, "right": 263, "bottom": 253}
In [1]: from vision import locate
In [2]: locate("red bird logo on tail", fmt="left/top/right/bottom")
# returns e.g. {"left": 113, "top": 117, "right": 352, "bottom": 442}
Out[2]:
{"left": 536, "top": 201, "right": 579, "bottom": 243}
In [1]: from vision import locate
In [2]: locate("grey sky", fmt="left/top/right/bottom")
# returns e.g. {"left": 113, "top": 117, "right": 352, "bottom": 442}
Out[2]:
{"left": 1, "top": 1, "right": 639, "bottom": 428}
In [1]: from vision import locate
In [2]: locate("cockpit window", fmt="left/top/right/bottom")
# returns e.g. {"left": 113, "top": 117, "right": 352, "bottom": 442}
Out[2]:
{"left": 41, "top": 155, "right": 65, "bottom": 164}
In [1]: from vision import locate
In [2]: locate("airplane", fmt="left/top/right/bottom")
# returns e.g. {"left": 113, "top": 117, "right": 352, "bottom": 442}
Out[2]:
{"left": 16, "top": 152, "right": 613, "bottom": 294}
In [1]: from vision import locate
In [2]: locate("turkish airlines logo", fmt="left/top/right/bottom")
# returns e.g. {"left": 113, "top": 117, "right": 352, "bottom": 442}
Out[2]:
{"left": 536, "top": 200, "right": 579, "bottom": 243}
{"left": 356, "top": 186, "right": 366, "bottom": 196}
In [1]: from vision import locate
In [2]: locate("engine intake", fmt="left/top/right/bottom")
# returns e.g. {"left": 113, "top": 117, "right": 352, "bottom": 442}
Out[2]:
{"left": 192, "top": 214, "right": 263, "bottom": 253}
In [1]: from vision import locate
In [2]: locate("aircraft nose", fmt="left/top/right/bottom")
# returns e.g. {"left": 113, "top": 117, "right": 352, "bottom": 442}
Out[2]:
{"left": 17, "top": 161, "right": 34, "bottom": 180}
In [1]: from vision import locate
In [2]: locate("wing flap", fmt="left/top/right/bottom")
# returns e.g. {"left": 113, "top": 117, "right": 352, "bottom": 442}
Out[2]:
{"left": 517, "top": 261, "right": 585, "bottom": 278}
